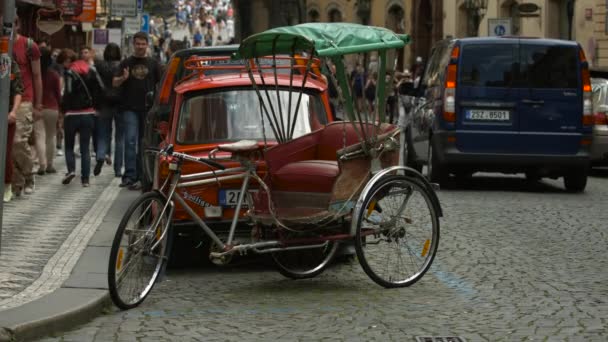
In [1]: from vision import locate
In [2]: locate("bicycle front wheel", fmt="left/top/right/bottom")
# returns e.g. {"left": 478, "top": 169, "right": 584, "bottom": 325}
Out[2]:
{"left": 108, "top": 192, "right": 171, "bottom": 310}
{"left": 355, "top": 175, "right": 440, "bottom": 288}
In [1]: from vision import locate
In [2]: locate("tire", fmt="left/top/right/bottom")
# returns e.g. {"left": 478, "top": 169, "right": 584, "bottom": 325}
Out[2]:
{"left": 403, "top": 129, "right": 422, "bottom": 173}
{"left": 355, "top": 175, "right": 440, "bottom": 288}
{"left": 108, "top": 192, "right": 171, "bottom": 310}
{"left": 525, "top": 171, "right": 541, "bottom": 183}
{"left": 563, "top": 169, "right": 587, "bottom": 193}
{"left": 427, "top": 140, "right": 448, "bottom": 184}
{"left": 272, "top": 235, "right": 339, "bottom": 279}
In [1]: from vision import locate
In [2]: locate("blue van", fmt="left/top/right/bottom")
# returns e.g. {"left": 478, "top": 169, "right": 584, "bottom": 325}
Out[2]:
{"left": 402, "top": 37, "right": 594, "bottom": 192}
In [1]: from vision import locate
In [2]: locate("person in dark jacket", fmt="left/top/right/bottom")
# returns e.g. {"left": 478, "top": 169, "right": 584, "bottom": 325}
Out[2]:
{"left": 57, "top": 48, "right": 104, "bottom": 187}
{"left": 94, "top": 43, "right": 124, "bottom": 178}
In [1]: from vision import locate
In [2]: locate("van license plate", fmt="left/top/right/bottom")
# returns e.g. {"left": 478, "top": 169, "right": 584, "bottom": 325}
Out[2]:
{"left": 466, "top": 110, "right": 510, "bottom": 121}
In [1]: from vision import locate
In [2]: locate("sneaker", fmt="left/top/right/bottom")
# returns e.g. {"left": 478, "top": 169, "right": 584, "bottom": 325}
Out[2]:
{"left": 57, "top": 150, "right": 63, "bottom": 156}
{"left": 46, "top": 166, "right": 57, "bottom": 174}
{"left": 105, "top": 155, "right": 112, "bottom": 166}
{"left": 128, "top": 181, "right": 142, "bottom": 191}
{"left": 37, "top": 169, "right": 45, "bottom": 176}
{"left": 4, "top": 186, "right": 12, "bottom": 203}
{"left": 62, "top": 172, "right": 76, "bottom": 185}
{"left": 24, "top": 182, "right": 34, "bottom": 194}
{"left": 119, "top": 179, "right": 133, "bottom": 188}
{"left": 12, "top": 186, "right": 22, "bottom": 198}
{"left": 94, "top": 160, "right": 104, "bottom": 176}
{"left": 82, "top": 181, "right": 90, "bottom": 187}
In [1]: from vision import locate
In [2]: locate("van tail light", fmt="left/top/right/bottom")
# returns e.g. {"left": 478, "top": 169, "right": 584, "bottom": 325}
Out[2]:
{"left": 443, "top": 46, "right": 460, "bottom": 123}
{"left": 595, "top": 112, "right": 608, "bottom": 126}
{"left": 580, "top": 49, "right": 593, "bottom": 126}
{"left": 159, "top": 57, "right": 181, "bottom": 105}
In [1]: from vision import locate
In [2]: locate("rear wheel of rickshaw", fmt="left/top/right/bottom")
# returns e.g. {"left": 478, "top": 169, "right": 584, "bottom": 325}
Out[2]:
{"left": 272, "top": 235, "right": 339, "bottom": 279}
{"left": 355, "top": 175, "right": 440, "bottom": 288}
{"left": 108, "top": 192, "right": 171, "bottom": 310}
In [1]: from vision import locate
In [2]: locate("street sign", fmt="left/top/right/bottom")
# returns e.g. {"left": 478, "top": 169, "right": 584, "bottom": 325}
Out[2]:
{"left": 141, "top": 13, "right": 150, "bottom": 33}
{"left": 488, "top": 18, "right": 512, "bottom": 37}
{"left": 111, "top": 0, "right": 137, "bottom": 17}
{"left": 123, "top": 16, "right": 141, "bottom": 35}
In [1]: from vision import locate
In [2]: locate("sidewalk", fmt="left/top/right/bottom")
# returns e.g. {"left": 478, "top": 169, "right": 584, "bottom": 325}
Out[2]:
{"left": 0, "top": 153, "right": 140, "bottom": 342}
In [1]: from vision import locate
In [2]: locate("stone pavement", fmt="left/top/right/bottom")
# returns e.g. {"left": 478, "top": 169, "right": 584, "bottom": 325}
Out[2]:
{"left": 0, "top": 152, "right": 140, "bottom": 341}
{"left": 36, "top": 171, "right": 608, "bottom": 342}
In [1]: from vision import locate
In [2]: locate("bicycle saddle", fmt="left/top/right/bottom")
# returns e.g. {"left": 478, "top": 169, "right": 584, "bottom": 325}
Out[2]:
{"left": 217, "top": 140, "right": 260, "bottom": 153}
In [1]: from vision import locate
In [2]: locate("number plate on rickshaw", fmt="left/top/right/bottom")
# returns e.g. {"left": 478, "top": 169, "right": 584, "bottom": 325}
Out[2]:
{"left": 219, "top": 190, "right": 255, "bottom": 208}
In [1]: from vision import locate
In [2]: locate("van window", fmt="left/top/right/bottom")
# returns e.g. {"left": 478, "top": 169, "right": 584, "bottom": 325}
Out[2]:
{"left": 519, "top": 45, "right": 578, "bottom": 89}
{"left": 459, "top": 44, "right": 517, "bottom": 87}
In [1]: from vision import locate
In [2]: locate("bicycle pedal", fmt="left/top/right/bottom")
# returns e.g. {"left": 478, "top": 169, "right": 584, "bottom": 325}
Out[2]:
{"left": 430, "top": 182, "right": 440, "bottom": 191}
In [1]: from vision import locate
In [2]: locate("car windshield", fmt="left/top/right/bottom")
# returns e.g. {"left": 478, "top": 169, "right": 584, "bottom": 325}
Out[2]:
{"left": 177, "top": 88, "right": 328, "bottom": 144}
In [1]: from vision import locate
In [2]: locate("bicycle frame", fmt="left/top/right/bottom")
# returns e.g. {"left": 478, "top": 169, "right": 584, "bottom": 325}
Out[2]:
{"left": 158, "top": 153, "right": 332, "bottom": 259}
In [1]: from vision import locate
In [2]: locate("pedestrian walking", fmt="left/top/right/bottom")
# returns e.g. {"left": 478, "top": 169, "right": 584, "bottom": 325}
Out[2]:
{"left": 112, "top": 32, "right": 162, "bottom": 190}
{"left": 94, "top": 43, "right": 124, "bottom": 178}
{"left": 35, "top": 47, "right": 61, "bottom": 175}
{"left": 4, "top": 61, "right": 24, "bottom": 203}
{"left": 12, "top": 16, "right": 43, "bottom": 197}
{"left": 57, "top": 49, "right": 104, "bottom": 187}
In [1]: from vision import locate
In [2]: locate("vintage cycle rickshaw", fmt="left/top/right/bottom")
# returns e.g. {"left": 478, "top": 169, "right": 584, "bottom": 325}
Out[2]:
{"left": 107, "top": 23, "right": 442, "bottom": 310}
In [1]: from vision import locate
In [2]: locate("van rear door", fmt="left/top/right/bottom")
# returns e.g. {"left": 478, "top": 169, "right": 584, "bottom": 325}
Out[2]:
{"left": 517, "top": 42, "right": 582, "bottom": 155}
{"left": 455, "top": 41, "right": 521, "bottom": 154}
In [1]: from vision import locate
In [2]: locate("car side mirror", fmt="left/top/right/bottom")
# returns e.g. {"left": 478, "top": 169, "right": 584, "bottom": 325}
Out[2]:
{"left": 145, "top": 91, "right": 155, "bottom": 109}
{"left": 398, "top": 81, "right": 416, "bottom": 96}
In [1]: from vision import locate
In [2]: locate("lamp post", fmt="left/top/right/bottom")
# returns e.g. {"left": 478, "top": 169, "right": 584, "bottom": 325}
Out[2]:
{"left": 464, "top": 0, "right": 488, "bottom": 36}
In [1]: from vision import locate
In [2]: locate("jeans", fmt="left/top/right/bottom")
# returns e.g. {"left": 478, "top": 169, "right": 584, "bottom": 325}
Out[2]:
{"left": 97, "top": 107, "right": 124, "bottom": 176}
{"left": 64, "top": 114, "right": 95, "bottom": 181}
{"left": 122, "top": 110, "right": 144, "bottom": 182}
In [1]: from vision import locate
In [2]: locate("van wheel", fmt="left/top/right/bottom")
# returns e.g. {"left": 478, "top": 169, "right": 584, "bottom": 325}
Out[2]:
{"left": 525, "top": 171, "right": 541, "bottom": 183}
{"left": 563, "top": 169, "right": 587, "bottom": 193}
{"left": 427, "top": 141, "right": 448, "bottom": 184}
{"left": 403, "top": 131, "right": 422, "bottom": 172}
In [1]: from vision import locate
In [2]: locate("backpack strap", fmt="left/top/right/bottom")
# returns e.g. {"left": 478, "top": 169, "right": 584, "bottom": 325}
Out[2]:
{"left": 67, "top": 69, "right": 93, "bottom": 103}
{"left": 89, "top": 64, "right": 105, "bottom": 91}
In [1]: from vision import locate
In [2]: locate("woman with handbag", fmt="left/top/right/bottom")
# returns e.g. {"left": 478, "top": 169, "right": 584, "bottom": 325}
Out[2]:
{"left": 93, "top": 43, "right": 124, "bottom": 178}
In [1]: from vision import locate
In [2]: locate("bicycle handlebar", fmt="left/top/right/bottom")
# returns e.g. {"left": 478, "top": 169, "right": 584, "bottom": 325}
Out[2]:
{"left": 152, "top": 145, "right": 227, "bottom": 170}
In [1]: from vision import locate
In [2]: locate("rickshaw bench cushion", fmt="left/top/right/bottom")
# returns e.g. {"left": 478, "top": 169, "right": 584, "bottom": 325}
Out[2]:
{"left": 273, "top": 160, "right": 339, "bottom": 193}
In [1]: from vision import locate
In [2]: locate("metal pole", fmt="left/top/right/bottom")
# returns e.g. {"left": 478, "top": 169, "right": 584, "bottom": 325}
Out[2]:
{"left": 0, "top": 0, "right": 16, "bottom": 255}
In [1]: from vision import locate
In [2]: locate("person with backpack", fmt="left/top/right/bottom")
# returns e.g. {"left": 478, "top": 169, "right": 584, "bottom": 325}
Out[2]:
{"left": 12, "top": 16, "right": 43, "bottom": 197}
{"left": 57, "top": 49, "right": 104, "bottom": 187}
{"left": 93, "top": 43, "right": 124, "bottom": 178}
{"left": 113, "top": 32, "right": 162, "bottom": 190}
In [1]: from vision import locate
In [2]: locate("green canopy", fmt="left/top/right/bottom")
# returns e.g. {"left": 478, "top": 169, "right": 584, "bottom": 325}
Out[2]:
{"left": 235, "top": 22, "right": 410, "bottom": 59}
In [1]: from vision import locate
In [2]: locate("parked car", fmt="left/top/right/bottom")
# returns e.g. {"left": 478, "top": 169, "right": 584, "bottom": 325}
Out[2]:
{"left": 142, "top": 45, "right": 239, "bottom": 192}
{"left": 401, "top": 37, "right": 593, "bottom": 192}
{"left": 590, "top": 74, "right": 608, "bottom": 166}
{"left": 154, "top": 56, "right": 334, "bottom": 262}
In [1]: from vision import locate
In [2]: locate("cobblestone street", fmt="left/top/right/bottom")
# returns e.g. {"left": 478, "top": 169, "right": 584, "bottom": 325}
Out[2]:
{"left": 39, "top": 171, "right": 608, "bottom": 341}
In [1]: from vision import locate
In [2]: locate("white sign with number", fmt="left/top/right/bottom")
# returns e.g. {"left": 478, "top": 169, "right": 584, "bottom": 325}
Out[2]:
{"left": 488, "top": 18, "right": 512, "bottom": 37}
{"left": 123, "top": 16, "right": 141, "bottom": 35}
{"left": 111, "top": 0, "right": 137, "bottom": 17}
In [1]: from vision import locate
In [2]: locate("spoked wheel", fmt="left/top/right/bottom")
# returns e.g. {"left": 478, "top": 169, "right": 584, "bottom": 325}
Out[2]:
{"left": 272, "top": 233, "right": 339, "bottom": 279}
{"left": 355, "top": 175, "right": 440, "bottom": 288}
{"left": 108, "top": 192, "right": 171, "bottom": 310}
